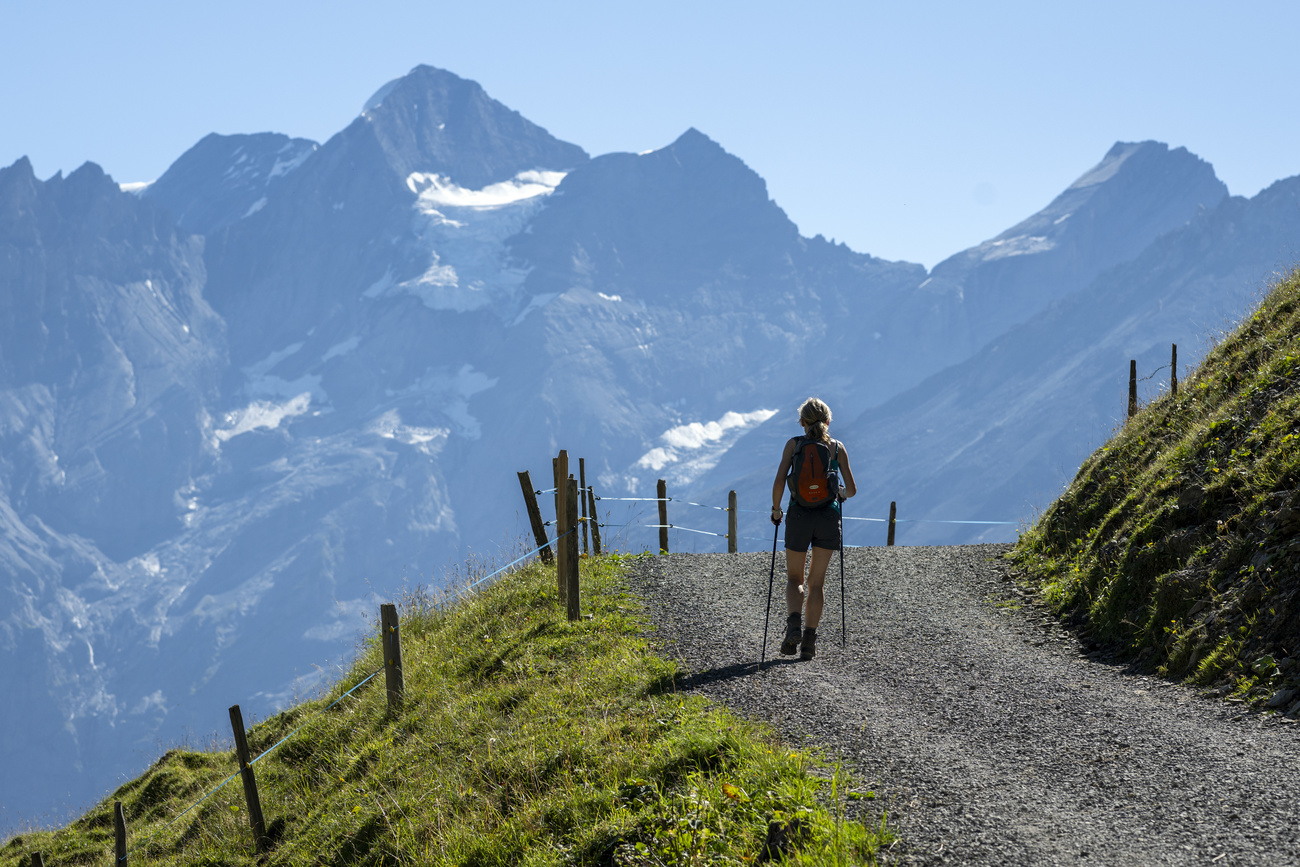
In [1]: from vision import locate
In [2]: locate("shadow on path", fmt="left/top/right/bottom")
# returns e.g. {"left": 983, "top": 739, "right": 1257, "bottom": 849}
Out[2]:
{"left": 651, "top": 657, "right": 803, "bottom": 694}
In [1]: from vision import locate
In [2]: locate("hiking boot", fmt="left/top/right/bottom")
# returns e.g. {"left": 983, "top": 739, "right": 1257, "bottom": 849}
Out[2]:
{"left": 780, "top": 614, "right": 801, "bottom": 655}
{"left": 800, "top": 628, "right": 817, "bottom": 661}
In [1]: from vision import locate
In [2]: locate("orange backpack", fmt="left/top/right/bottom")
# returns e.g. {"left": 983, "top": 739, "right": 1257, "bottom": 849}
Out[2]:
{"left": 787, "top": 437, "right": 840, "bottom": 509}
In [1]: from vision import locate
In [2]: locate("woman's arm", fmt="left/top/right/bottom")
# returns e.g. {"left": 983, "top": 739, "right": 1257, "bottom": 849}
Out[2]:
{"left": 772, "top": 438, "right": 797, "bottom": 514}
{"left": 837, "top": 442, "right": 857, "bottom": 499}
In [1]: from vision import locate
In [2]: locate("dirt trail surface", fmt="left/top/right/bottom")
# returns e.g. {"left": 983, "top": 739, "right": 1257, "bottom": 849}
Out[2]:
{"left": 625, "top": 545, "right": 1300, "bottom": 866}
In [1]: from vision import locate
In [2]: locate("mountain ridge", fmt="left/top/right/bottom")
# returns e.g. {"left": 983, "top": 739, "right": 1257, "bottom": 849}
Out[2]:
{"left": 2, "top": 63, "right": 1296, "bottom": 829}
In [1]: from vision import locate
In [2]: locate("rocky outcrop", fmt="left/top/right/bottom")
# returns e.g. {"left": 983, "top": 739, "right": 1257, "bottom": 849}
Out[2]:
{"left": 146, "top": 132, "right": 317, "bottom": 235}
{"left": 359, "top": 65, "right": 589, "bottom": 189}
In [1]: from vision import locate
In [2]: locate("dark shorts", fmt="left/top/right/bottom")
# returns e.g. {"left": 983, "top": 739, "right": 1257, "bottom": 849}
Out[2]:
{"left": 784, "top": 502, "right": 841, "bottom": 551}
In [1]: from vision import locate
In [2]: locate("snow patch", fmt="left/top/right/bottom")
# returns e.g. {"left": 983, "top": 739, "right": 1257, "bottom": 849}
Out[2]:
{"left": 119, "top": 181, "right": 153, "bottom": 195}
{"left": 405, "top": 170, "right": 566, "bottom": 207}
{"left": 367, "top": 171, "right": 565, "bottom": 315}
{"left": 268, "top": 143, "right": 315, "bottom": 179}
{"left": 369, "top": 409, "right": 450, "bottom": 456}
{"left": 598, "top": 292, "right": 623, "bottom": 302}
{"left": 214, "top": 394, "right": 312, "bottom": 443}
{"left": 981, "top": 235, "right": 1055, "bottom": 260}
{"left": 242, "top": 197, "right": 268, "bottom": 218}
{"left": 635, "top": 409, "right": 779, "bottom": 483}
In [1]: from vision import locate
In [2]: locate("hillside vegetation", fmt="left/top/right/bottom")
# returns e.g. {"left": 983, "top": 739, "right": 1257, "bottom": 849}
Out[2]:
{"left": 1, "top": 555, "right": 888, "bottom": 866}
{"left": 1013, "top": 268, "right": 1300, "bottom": 712}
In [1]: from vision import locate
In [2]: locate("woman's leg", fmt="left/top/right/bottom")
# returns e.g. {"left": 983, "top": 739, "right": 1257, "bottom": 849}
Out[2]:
{"left": 785, "top": 548, "right": 807, "bottom": 613}
{"left": 803, "top": 546, "right": 835, "bottom": 628}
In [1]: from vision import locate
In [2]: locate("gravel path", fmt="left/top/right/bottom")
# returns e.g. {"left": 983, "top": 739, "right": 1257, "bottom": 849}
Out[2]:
{"left": 624, "top": 545, "right": 1300, "bottom": 866}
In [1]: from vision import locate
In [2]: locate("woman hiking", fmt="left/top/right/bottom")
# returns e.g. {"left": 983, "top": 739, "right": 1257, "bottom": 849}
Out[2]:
{"left": 770, "top": 397, "right": 857, "bottom": 660}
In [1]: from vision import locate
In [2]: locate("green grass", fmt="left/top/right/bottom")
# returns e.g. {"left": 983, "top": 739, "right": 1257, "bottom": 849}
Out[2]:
{"left": 1, "top": 554, "right": 891, "bottom": 866}
{"left": 1012, "top": 267, "right": 1300, "bottom": 706}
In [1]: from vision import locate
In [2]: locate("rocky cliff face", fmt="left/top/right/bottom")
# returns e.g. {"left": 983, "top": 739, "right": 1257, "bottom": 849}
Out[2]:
{"left": 0, "top": 156, "right": 223, "bottom": 823}
{"left": 0, "top": 157, "right": 223, "bottom": 555}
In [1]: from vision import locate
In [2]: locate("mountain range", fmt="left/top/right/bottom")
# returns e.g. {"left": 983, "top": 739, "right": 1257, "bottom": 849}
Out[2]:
{"left": 1, "top": 64, "right": 1294, "bottom": 827}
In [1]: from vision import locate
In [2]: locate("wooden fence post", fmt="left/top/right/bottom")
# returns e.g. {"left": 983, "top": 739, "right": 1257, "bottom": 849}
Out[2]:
{"left": 579, "top": 458, "right": 590, "bottom": 556}
{"left": 727, "top": 490, "right": 738, "bottom": 553}
{"left": 887, "top": 501, "right": 897, "bottom": 547}
{"left": 32, "top": 853, "right": 45, "bottom": 867}
{"left": 381, "top": 603, "right": 404, "bottom": 710}
{"left": 1171, "top": 343, "right": 1178, "bottom": 396}
{"left": 555, "top": 451, "right": 569, "bottom": 602}
{"left": 114, "top": 801, "right": 127, "bottom": 865}
{"left": 587, "top": 486, "right": 602, "bottom": 555}
{"left": 566, "top": 477, "right": 581, "bottom": 620}
{"left": 1128, "top": 359, "right": 1138, "bottom": 419}
{"left": 228, "top": 705, "right": 269, "bottom": 854}
{"left": 657, "top": 479, "right": 669, "bottom": 554}
{"left": 517, "top": 470, "right": 553, "bottom": 564}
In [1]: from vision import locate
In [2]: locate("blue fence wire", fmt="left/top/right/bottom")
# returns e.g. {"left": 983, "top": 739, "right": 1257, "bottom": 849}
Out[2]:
{"left": 122, "top": 525, "right": 579, "bottom": 860}
{"left": 463, "top": 529, "right": 573, "bottom": 593}
{"left": 125, "top": 668, "right": 383, "bottom": 859}
{"left": 646, "top": 523, "right": 726, "bottom": 538}
{"left": 547, "top": 478, "right": 1015, "bottom": 555}
{"left": 896, "top": 518, "right": 1017, "bottom": 525}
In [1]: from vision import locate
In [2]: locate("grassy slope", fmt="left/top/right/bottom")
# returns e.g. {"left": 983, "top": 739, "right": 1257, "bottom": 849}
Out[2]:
{"left": 1012, "top": 268, "right": 1300, "bottom": 708}
{"left": 2, "top": 555, "right": 890, "bottom": 866}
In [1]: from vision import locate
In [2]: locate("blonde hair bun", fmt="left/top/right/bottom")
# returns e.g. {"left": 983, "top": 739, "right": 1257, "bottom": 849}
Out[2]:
{"left": 798, "top": 397, "right": 832, "bottom": 442}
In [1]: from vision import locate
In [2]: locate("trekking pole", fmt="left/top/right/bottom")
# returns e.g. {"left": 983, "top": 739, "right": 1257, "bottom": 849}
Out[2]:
{"left": 760, "top": 521, "right": 779, "bottom": 671}
{"left": 839, "top": 501, "right": 846, "bottom": 648}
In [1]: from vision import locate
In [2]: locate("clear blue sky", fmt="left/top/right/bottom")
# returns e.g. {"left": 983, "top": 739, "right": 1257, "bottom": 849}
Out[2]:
{"left": 4, "top": 1, "right": 1298, "bottom": 268}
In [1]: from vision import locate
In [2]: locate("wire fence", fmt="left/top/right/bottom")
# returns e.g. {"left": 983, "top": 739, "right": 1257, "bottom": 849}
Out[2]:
{"left": 573, "top": 488, "right": 1017, "bottom": 552}
{"left": 120, "top": 668, "right": 384, "bottom": 861}
{"left": 57, "top": 466, "right": 1024, "bottom": 866}
{"left": 97, "top": 522, "right": 582, "bottom": 865}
